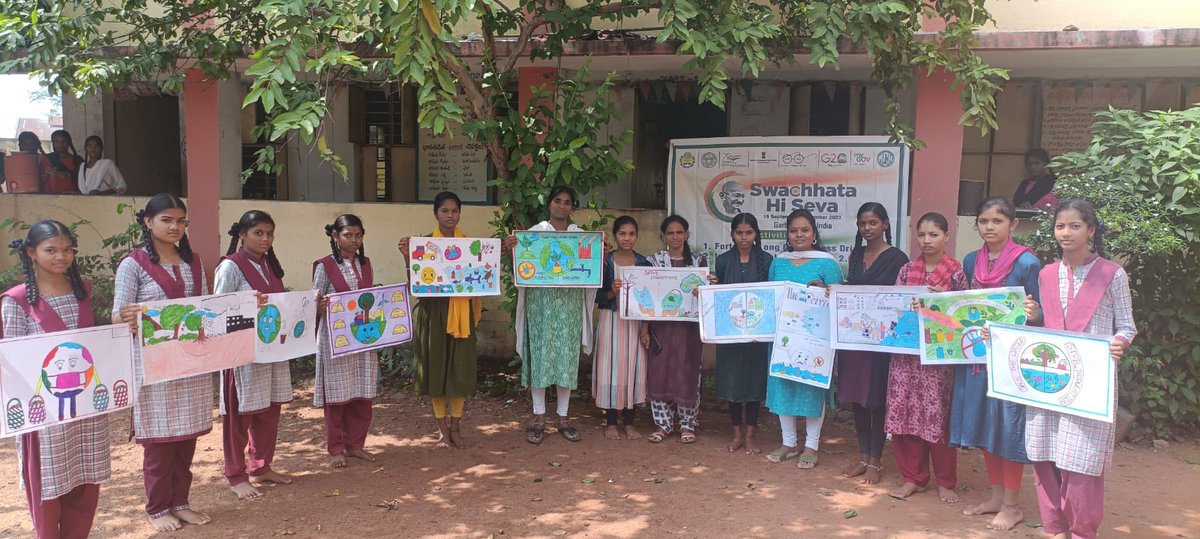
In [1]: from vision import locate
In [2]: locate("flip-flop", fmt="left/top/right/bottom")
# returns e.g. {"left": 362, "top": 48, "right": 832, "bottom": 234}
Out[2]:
{"left": 796, "top": 451, "right": 819, "bottom": 469}
{"left": 558, "top": 425, "right": 581, "bottom": 442}
{"left": 525, "top": 424, "right": 545, "bottom": 445}
{"left": 647, "top": 431, "right": 667, "bottom": 443}
{"left": 766, "top": 446, "right": 800, "bottom": 463}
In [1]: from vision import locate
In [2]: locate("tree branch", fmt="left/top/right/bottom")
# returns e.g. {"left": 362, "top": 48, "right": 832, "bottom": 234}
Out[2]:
{"left": 501, "top": 13, "right": 547, "bottom": 73}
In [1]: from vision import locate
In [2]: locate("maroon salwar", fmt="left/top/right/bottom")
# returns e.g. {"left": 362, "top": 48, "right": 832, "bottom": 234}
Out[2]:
{"left": 1033, "top": 462, "right": 1105, "bottom": 539}
{"left": 891, "top": 434, "right": 957, "bottom": 489}
{"left": 141, "top": 439, "right": 198, "bottom": 518}
{"left": 324, "top": 399, "right": 374, "bottom": 456}
{"left": 222, "top": 370, "right": 282, "bottom": 485}
{"left": 21, "top": 432, "right": 101, "bottom": 539}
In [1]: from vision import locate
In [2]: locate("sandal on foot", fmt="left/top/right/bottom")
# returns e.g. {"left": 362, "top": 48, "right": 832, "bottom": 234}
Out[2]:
{"left": 796, "top": 451, "right": 819, "bottom": 469}
{"left": 680, "top": 430, "right": 696, "bottom": 444}
{"left": 647, "top": 431, "right": 668, "bottom": 443}
{"left": 525, "top": 424, "right": 545, "bottom": 445}
{"left": 766, "top": 446, "right": 800, "bottom": 463}
{"left": 558, "top": 425, "right": 581, "bottom": 442}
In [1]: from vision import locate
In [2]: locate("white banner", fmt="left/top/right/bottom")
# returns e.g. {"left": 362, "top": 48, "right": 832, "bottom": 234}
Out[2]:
{"left": 668, "top": 136, "right": 909, "bottom": 267}
{"left": 986, "top": 322, "right": 1115, "bottom": 423}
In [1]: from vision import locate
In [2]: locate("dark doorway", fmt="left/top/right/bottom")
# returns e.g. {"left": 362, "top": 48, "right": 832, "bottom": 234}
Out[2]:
{"left": 113, "top": 96, "right": 183, "bottom": 196}
{"left": 633, "top": 92, "right": 727, "bottom": 208}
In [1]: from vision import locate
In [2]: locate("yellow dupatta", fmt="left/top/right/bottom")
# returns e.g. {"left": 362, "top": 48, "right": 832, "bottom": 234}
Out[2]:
{"left": 434, "top": 227, "right": 483, "bottom": 338}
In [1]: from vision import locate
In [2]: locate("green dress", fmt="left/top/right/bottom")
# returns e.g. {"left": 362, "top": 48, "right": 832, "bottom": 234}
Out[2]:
{"left": 413, "top": 297, "right": 478, "bottom": 397}
{"left": 520, "top": 287, "right": 584, "bottom": 389}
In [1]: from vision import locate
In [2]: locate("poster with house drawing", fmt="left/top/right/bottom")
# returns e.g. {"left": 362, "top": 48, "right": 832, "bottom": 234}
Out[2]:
{"left": 138, "top": 292, "right": 258, "bottom": 385}
{"left": 917, "top": 287, "right": 1027, "bottom": 365}
{"left": 512, "top": 231, "right": 604, "bottom": 288}
{"left": 829, "top": 285, "right": 928, "bottom": 354}
{"left": 618, "top": 266, "right": 710, "bottom": 321}
{"left": 986, "top": 321, "right": 1115, "bottom": 423}
{"left": 770, "top": 284, "right": 835, "bottom": 389}
{"left": 408, "top": 237, "right": 502, "bottom": 297}
{"left": 254, "top": 290, "right": 318, "bottom": 364}
{"left": 326, "top": 283, "right": 412, "bottom": 357}
{"left": 1, "top": 324, "right": 136, "bottom": 437}
{"left": 699, "top": 283, "right": 783, "bottom": 343}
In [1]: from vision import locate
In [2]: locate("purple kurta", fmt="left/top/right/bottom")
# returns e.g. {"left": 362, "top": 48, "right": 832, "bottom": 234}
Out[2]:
{"left": 645, "top": 253, "right": 705, "bottom": 406}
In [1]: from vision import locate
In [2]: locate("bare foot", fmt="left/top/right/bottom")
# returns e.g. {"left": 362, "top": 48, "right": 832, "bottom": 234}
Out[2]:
{"left": 448, "top": 429, "right": 466, "bottom": 450}
{"left": 744, "top": 433, "right": 761, "bottom": 455}
{"left": 149, "top": 513, "right": 182, "bottom": 532}
{"left": 841, "top": 459, "right": 868, "bottom": 478}
{"left": 328, "top": 454, "right": 347, "bottom": 468}
{"left": 962, "top": 498, "right": 1002, "bottom": 516}
{"left": 987, "top": 504, "right": 1024, "bottom": 531}
{"left": 937, "top": 486, "right": 961, "bottom": 504}
{"left": 172, "top": 508, "right": 211, "bottom": 526}
{"left": 604, "top": 425, "right": 622, "bottom": 440}
{"left": 889, "top": 482, "right": 927, "bottom": 499}
{"left": 346, "top": 448, "right": 377, "bottom": 462}
{"left": 862, "top": 462, "right": 883, "bottom": 485}
{"left": 435, "top": 419, "right": 452, "bottom": 449}
{"left": 250, "top": 470, "right": 292, "bottom": 485}
{"left": 727, "top": 431, "right": 745, "bottom": 453}
{"left": 623, "top": 425, "right": 642, "bottom": 440}
{"left": 230, "top": 482, "right": 262, "bottom": 500}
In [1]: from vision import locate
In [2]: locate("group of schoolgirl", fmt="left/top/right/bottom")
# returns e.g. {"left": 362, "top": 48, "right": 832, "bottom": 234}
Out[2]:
{"left": 4, "top": 184, "right": 1132, "bottom": 539}
{"left": 528, "top": 188, "right": 1134, "bottom": 539}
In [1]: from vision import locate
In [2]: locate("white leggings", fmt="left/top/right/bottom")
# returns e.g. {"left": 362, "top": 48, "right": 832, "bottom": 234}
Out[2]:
{"left": 531, "top": 386, "right": 572, "bottom": 417}
{"left": 778, "top": 408, "right": 825, "bottom": 450}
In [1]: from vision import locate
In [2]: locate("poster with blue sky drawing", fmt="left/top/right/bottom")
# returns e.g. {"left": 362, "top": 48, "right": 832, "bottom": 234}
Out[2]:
{"left": 408, "top": 237, "right": 501, "bottom": 297}
{"left": 770, "top": 284, "right": 835, "bottom": 389}
{"left": 325, "top": 284, "right": 412, "bottom": 357}
{"left": 829, "top": 285, "right": 929, "bottom": 354}
{"left": 512, "top": 231, "right": 604, "bottom": 288}
{"left": 986, "top": 321, "right": 1115, "bottom": 423}
{"left": 1, "top": 324, "right": 136, "bottom": 437}
{"left": 618, "top": 266, "right": 709, "bottom": 321}
{"left": 255, "top": 290, "right": 318, "bottom": 364}
{"left": 699, "top": 283, "right": 783, "bottom": 344}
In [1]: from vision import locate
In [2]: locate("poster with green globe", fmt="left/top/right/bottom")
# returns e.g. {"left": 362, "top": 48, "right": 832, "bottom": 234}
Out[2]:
{"left": 254, "top": 290, "right": 318, "bottom": 364}
{"left": 916, "top": 287, "right": 1027, "bottom": 365}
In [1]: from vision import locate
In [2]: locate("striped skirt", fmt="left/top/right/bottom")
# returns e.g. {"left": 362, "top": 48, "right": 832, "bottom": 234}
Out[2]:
{"left": 592, "top": 310, "right": 647, "bottom": 410}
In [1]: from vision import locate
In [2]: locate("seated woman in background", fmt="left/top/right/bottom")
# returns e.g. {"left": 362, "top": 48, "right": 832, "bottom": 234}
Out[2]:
{"left": 78, "top": 136, "right": 127, "bottom": 195}
{"left": 42, "top": 130, "right": 83, "bottom": 194}
{"left": 1012, "top": 148, "right": 1057, "bottom": 210}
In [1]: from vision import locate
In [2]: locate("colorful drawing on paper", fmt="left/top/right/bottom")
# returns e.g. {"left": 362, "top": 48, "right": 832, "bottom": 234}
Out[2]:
{"left": 829, "top": 285, "right": 928, "bottom": 354}
{"left": 1, "top": 324, "right": 136, "bottom": 437}
{"left": 254, "top": 290, "right": 318, "bottom": 364}
{"left": 618, "top": 266, "right": 709, "bottom": 321}
{"left": 916, "top": 287, "right": 1027, "bottom": 365}
{"left": 512, "top": 230, "right": 604, "bottom": 288}
{"left": 409, "top": 237, "right": 501, "bottom": 297}
{"left": 699, "top": 283, "right": 783, "bottom": 343}
{"left": 139, "top": 292, "right": 258, "bottom": 384}
{"left": 986, "top": 322, "right": 1114, "bottom": 423}
{"left": 770, "top": 284, "right": 835, "bottom": 388}
{"left": 325, "top": 283, "right": 412, "bottom": 356}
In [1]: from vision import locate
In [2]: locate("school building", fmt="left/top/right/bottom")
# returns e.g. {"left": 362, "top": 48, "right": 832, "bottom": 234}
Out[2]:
{"left": 3, "top": 0, "right": 1200, "bottom": 357}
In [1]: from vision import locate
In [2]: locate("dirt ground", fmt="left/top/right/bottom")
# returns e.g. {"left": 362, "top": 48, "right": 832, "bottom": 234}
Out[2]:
{"left": 1, "top": 386, "right": 1198, "bottom": 539}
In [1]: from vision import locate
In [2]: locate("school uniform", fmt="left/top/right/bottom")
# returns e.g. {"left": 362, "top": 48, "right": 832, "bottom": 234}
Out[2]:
{"left": 312, "top": 255, "right": 378, "bottom": 456}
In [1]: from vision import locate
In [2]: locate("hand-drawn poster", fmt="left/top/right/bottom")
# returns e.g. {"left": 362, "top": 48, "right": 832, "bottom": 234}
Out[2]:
{"left": 699, "top": 283, "right": 783, "bottom": 344}
{"left": 769, "top": 284, "right": 835, "bottom": 389}
{"left": 139, "top": 292, "right": 258, "bottom": 385}
{"left": 326, "top": 284, "right": 412, "bottom": 357}
{"left": 986, "top": 322, "right": 1115, "bottom": 423}
{"left": 618, "top": 266, "right": 710, "bottom": 321}
{"left": 255, "top": 290, "right": 318, "bottom": 364}
{"left": 917, "top": 287, "right": 1027, "bottom": 365}
{"left": 512, "top": 230, "right": 604, "bottom": 288}
{"left": 1, "top": 325, "right": 136, "bottom": 437}
{"left": 829, "top": 285, "right": 928, "bottom": 354}
{"left": 408, "top": 237, "right": 501, "bottom": 297}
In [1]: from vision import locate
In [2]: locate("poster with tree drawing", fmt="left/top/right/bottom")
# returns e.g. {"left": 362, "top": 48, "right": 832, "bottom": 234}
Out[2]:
{"left": 916, "top": 287, "right": 1027, "bottom": 365}
{"left": 1, "top": 324, "right": 136, "bottom": 437}
{"left": 829, "top": 285, "right": 929, "bottom": 354}
{"left": 138, "top": 292, "right": 258, "bottom": 384}
{"left": 409, "top": 237, "right": 502, "bottom": 297}
{"left": 326, "top": 283, "right": 412, "bottom": 357}
{"left": 255, "top": 290, "right": 318, "bottom": 364}
{"left": 618, "top": 266, "right": 709, "bottom": 321}
{"left": 698, "top": 283, "right": 784, "bottom": 343}
{"left": 986, "top": 321, "right": 1115, "bottom": 423}
{"left": 770, "top": 284, "right": 835, "bottom": 389}
{"left": 512, "top": 230, "right": 604, "bottom": 287}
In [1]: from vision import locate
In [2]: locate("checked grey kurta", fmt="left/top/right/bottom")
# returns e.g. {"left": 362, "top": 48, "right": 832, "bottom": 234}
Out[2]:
{"left": 312, "top": 258, "right": 379, "bottom": 407}
{"left": 213, "top": 259, "right": 294, "bottom": 414}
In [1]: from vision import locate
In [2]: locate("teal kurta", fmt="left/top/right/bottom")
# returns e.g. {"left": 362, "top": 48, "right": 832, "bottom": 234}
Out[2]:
{"left": 520, "top": 287, "right": 584, "bottom": 389}
{"left": 413, "top": 297, "right": 478, "bottom": 397}
{"left": 764, "top": 256, "right": 844, "bottom": 417}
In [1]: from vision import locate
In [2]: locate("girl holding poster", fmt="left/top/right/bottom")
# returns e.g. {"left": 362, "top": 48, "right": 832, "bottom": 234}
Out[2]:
{"left": 952, "top": 197, "right": 1042, "bottom": 531}
{"left": 594, "top": 216, "right": 651, "bottom": 440}
{"left": 2, "top": 221, "right": 110, "bottom": 539}
{"left": 839, "top": 202, "right": 909, "bottom": 485}
{"left": 313, "top": 214, "right": 380, "bottom": 468}
{"left": 765, "top": 209, "right": 843, "bottom": 469}
{"left": 112, "top": 194, "right": 213, "bottom": 532}
{"left": 886, "top": 212, "right": 968, "bottom": 502}
{"left": 504, "top": 186, "right": 597, "bottom": 444}
{"left": 713, "top": 213, "right": 773, "bottom": 454}
{"left": 644, "top": 216, "right": 713, "bottom": 444}
{"left": 402, "top": 192, "right": 482, "bottom": 449}
{"left": 1024, "top": 198, "right": 1135, "bottom": 539}
{"left": 215, "top": 210, "right": 295, "bottom": 499}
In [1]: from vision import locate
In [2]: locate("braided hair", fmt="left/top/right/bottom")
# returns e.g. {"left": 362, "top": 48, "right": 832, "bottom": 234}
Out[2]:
{"left": 226, "top": 210, "right": 285, "bottom": 278}
{"left": 50, "top": 130, "right": 80, "bottom": 161}
{"left": 1052, "top": 198, "right": 1106, "bottom": 258}
{"left": 730, "top": 212, "right": 763, "bottom": 251}
{"left": 326, "top": 214, "right": 366, "bottom": 264}
{"left": 17, "top": 131, "right": 45, "bottom": 155}
{"left": 11, "top": 220, "right": 88, "bottom": 306}
{"left": 137, "top": 193, "right": 194, "bottom": 264}
{"left": 850, "top": 202, "right": 893, "bottom": 278}
{"left": 660, "top": 215, "right": 695, "bottom": 266}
